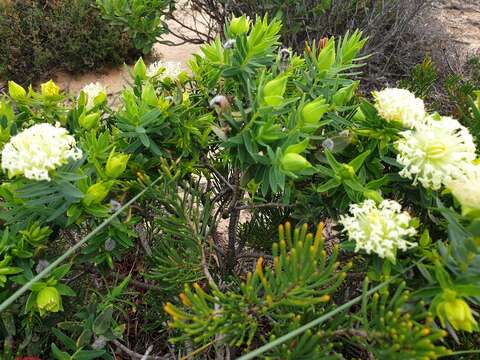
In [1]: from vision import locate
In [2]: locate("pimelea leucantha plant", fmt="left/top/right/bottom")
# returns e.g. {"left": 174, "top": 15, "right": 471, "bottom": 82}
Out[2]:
{"left": 0, "top": 15, "right": 479, "bottom": 359}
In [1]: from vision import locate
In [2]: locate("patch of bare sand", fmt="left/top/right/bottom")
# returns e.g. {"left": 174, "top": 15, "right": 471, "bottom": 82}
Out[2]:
{"left": 53, "top": 7, "right": 208, "bottom": 96}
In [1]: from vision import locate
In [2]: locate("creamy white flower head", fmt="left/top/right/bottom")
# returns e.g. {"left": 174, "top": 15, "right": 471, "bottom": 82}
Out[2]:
{"left": 146, "top": 60, "right": 182, "bottom": 79}
{"left": 1, "top": 123, "right": 82, "bottom": 181}
{"left": 373, "top": 88, "right": 426, "bottom": 128}
{"left": 447, "top": 167, "right": 480, "bottom": 213}
{"left": 396, "top": 116, "right": 477, "bottom": 190}
{"left": 81, "top": 82, "right": 106, "bottom": 109}
{"left": 339, "top": 199, "right": 417, "bottom": 261}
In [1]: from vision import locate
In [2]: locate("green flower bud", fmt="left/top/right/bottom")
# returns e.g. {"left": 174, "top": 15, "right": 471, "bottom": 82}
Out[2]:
{"left": 0, "top": 98, "right": 14, "bottom": 124}
{"left": 133, "top": 58, "right": 147, "bottom": 80}
{"left": 142, "top": 83, "right": 158, "bottom": 107}
{"left": 83, "top": 182, "right": 110, "bottom": 206}
{"left": 8, "top": 81, "right": 26, "bottom": 101}
{"left": 437, "top": 297, "right": 478, "bottom": 333}
{"left": 363, "top": 190, "right": 383, "bottom": 203}
{"left": 263, "top": 75, "right": 288, "bottom": 107}
{"left": 332, "top": 81, "right": 358, "bottom": 106}
{"left": 229, "top": 15, "right": 250, "bottom": 36}
{"left": 474, "top": 90, "right": 480, "bottom": 110}
{"left": 78, "top": 112, "right": 101, "bottom": 130}
{"left": 302, "top": 97, "right": 329, "bottom": 124}
{"left": 339, "top": 164, "right": 355, "bottom": 180}
{"left": 36, "top": 287, "right": 61, "bottom": 315}
{"left": 317, "top": 39, "right": 335, "bottom": 73}
{"left": 281, "top": 153, "right": 311, "bottom": 173}
{"left": 40, "top": 80, "right": 60, "bottom": 98}
{"left": 93, "top": 92, "right": 107, "bottom": 108}
{"left": 106, "top": 151, "right": 130, "bottom": 179}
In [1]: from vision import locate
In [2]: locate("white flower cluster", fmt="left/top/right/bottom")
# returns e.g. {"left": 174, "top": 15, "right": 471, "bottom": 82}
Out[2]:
{"left": 396, "top": 116, "right": 477, "bottom": 190}
{"left": 448, "top": 168, "right": 480, "bottom": 213}
{"left": 146, "top": 60, "right": 182, "bottom": 79}
{"left": 1, "top": 123, "right": 83, "bottom": 181}
{"left": 373, "top": 88, "right": 426, "bottom": 128}
{"left": 339, "top": 199, "right": 417, "bottom": 261}
{"left": 81, "top": 82, "right": 106, "bottom": 110}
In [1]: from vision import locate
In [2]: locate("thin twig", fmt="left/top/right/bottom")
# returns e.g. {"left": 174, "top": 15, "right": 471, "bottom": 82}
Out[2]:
{"left": 235, "top": 203, "right": 292, "bottom": 211}
{"left": 113, "top": 340, "right": 169, "bottom": 360}
{"left": 198, "top": 163, "right": 235, "bottom": 191}
{"left": 141, "top": 345, "right": 154, "bottom": 360}
{"left": 201, "top": 247, "right": 218, "bottom": 289}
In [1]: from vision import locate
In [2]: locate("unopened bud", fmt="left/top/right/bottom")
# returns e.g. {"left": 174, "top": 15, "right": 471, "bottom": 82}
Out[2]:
{"left": 437, "top": 295, "right": 478, "bottom": 333}
{"left": 133, "top": 58, "right": 147, "bottom": 80}
{"left": 229, "top": 15, "right": 250, "bottom": 36}
{"left": 142, "top": 82, "right": 158, "bottom": 106}
{"left": 363, "top": 190, "right": 383, "bottom": 204}
{"left": 333, "top": 81, "right": 358, "bottom": 106}
{"left": 317, "top": 39, "right": 335, "bottom": 72}
{"left": 339, "top": 164, "right": 355, "bottom": 180}
{"left": 281, "top": 153, "right": 311, "bottom": 173}
{"left": 106, "top": 151, "right": 129, "bottom": 179}
{"left": 263, "top": 75, "right": 288, "bottom": 107}
{"left": 40, "top": 80, "right": 60, "bottom": 98}
{"left": 36, "top": 287, "right": 61, "bottom": 315}
{"left": 79, "top": 112, "right": 101, "bottom": 130}
{"left": 83, "top": 182, "right": 110, "bottom": 206}
{"left": 302, "top": 96, "right": 329, "bottom": 124}
{"left": 8, "top": 81, "right": 26, "bottom": 101}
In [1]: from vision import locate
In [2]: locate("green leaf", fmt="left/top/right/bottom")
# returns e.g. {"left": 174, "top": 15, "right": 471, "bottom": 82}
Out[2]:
{"left": 58, "top": 182, "right": 84, "bottom": 199}
{"left": 76, "top": 329, "right": 93, "bottom": 348}
{"left": 51, "top": 343, "right": 71, "bottom": 360}
{"left": 348, "top": 150, "right": 371, "bottom": 172}
{"left": 285, "top": 139, "right": 309, "bottom": 155}
{"left": 56, "top": 283, "right": 76, "bottom": 297}
{"left": 139, "top": 108, "right": 161, "bottom": 125}
{"left": 93, "top": 306, "right": 114, "bottom": 335}
{"left": 51, "top": 264, "right": 71, "bottom": 280}
{"left": 344, "top": 179, "right": 366, "bottom": 193}
{"left": 110, "top": 275, "right": 131, "bottom": 299}
{"left": 73, "top": 350, "right": 106, "bottom": 360}
{"left": 138, "top": 133, "right": 150, "bottom": 147}
{"left": 316, "top": 178, "right": 341, "bottom": 193}
{"left": 324, "top": 148, "right": 342, "bottom": 172}
{"left": 454, "top": 284, "right": 480, "bottom": 297}
{"left": 52, "top": 328, "right": 77, "bottom": 352}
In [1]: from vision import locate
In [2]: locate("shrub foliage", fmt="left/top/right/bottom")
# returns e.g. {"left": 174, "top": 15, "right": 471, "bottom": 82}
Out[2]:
{"left": 0, "top": 0, "right": 139, "bottom": 85}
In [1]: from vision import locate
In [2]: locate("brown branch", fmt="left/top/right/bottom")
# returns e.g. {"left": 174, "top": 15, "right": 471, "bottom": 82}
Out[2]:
{"left": 225, "top": 170, "right": 242, "bottom": 273}
{"left": 198, "top": 163, "right": 235, "bottom": 191}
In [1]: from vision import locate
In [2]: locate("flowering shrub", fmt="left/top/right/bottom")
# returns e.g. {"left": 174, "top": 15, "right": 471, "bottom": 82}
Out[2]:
{"left": 0, "top": 15, "right": 479, "bottom": 359}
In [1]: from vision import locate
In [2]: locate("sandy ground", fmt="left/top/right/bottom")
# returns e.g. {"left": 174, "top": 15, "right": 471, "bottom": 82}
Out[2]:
{"left": 52, "top": 35, "right": 202, "bottom": 96}
{"left": 429, "top": 0, "right": 480, "bottom": 69}
{"left": 53, "top": 4, "right": 209, "bottom": 96}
